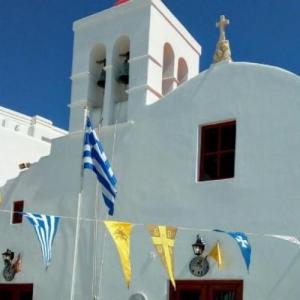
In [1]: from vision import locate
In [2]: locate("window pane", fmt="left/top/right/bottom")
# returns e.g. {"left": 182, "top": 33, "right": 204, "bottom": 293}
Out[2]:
{"left": 199, "top": 121, "right": 236, "bottom": 182}
{"left": 12, "top": 200, "right": 24, "bottom": 224}
{"left": 220, "top": 124, "right": 236, "bottom": 150}
{"left": 20, "top": 291, "right": 33, "bottom": 300}
{"left": 220, "top": 152, "right": 235, "bottom": 179}
{"left": 179, "top": 290, "right": 201, "bottom": 300}
{"left": 203, "top": 127, "right": 218, "bottom": 153}
{"left": 202, "top": 154, "right": 218, "bottom": 180}
{"left": 214, "top": 291, "right": 235, "bottom": 300}
{"left": 0, "top": 290, "right": 13, "bottom": 300}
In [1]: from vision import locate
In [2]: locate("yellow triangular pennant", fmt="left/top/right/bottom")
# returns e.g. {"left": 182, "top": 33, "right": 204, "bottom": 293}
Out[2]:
{"left": 208, "top": 241, "right": 223, "bottom": 270}
{"left": 148, "top": 225, "right": 177, "bottom": 288}
{"left": 104, "top": 221, "right": 133, "bottom": 288}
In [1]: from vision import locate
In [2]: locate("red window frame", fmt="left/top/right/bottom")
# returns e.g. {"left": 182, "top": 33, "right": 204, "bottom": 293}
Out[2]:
{"left": 199, "top": 121, "right": 236, "bottom": 181}
{"left": 0, "top": 283, "right": 33, "bottom": 300}
{"left": 12, "top": 201, "right": 24, "bottom": 224}
{"left": 169, "top": 280, "right": 243, "bottom": 300}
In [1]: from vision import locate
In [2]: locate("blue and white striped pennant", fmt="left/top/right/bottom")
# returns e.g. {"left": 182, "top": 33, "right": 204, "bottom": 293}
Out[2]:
{"left": 25, "top": 213, "right": 60, "bottom": 269}
{"left": 83, "top": 117, "right": 117, "bottom": 215}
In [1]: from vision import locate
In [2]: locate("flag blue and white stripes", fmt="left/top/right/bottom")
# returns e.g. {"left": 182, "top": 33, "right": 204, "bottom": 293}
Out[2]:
{"left": 83, "top": 117, "right": 117, "bottom": 215}
{"left": 24, "top": 213, "right": 60, "bottom": 269}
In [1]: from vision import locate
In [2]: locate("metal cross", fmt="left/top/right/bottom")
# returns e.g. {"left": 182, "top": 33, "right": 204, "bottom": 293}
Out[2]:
{"left": 216, "top": 15, "right": 230, "bottom": 41}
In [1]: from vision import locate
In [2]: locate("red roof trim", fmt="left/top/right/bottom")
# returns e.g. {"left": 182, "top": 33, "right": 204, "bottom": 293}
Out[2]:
{"left": 114, "top": 0, "right": 129, "bottom": 6}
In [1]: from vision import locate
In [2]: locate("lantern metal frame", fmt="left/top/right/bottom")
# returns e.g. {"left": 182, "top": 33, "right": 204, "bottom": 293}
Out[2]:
{"left": 192, "top": 235, "right": 206, "bottom": 256}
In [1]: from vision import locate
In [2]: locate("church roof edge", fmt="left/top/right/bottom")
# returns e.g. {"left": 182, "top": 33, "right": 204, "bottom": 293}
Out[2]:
{"left": 153, "top": 61, "right": 299, "bottom": 105}
{"left": 206, "top": 61, "right": 299, "bottom": 79}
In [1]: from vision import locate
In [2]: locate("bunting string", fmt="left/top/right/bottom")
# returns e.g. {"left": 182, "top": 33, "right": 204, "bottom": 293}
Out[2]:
{"left": 0, "top": 207, "right": 300, "bottom": 243}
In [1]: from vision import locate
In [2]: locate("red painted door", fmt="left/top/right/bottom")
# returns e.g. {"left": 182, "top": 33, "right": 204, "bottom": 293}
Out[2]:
{"left": 0, "top": 284, "right": 33, "bottom": 300}
{"left": 169, "top": 280, "right": 243, "bottom": 300}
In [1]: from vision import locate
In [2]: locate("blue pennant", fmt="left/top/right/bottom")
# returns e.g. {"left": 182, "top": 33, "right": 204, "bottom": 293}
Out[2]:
{"left": 214, "top": 229, "right": 251, "bottom": 271}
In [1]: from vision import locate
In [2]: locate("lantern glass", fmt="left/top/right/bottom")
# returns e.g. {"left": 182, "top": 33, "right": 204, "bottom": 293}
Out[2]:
{"left": 192, "top": 236, "right": 205, "bottom": 256}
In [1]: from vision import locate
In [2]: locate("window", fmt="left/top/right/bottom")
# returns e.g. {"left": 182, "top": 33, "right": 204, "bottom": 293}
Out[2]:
{"left": 19, "top": 162, "right": 31, "bottom": 170}
{"left": 0, "top": 284, "right": 33, "bottom": 300}
{"left": 12, "top": 201, "right": 24, "bottom": 224}
{"left": 162, "top": 43, "right": 175, "bottom": 95}
{"left": 177, "top": 58, "right": 188, "bottom": 85}
{"left": 199, "top": 121, "right": 236, "bottom": 181}
{"left": 169, "top": 280, "right": 243, "bottom": 300}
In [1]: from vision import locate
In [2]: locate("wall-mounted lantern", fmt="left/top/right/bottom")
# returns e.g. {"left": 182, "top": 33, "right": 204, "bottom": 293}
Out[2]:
{"left": 192, "top": 235, "right": 206, "bottom": 256}
{"left": 2, "top": 249, "right": 22, "bottom": 281}
{"left": 189, "top": 235, "right": 209, "bottom": 277}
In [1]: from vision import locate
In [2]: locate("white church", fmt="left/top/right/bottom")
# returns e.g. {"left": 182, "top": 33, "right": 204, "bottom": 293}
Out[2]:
{"left": 1, "top": 0, "right": 300, "bottom": 299}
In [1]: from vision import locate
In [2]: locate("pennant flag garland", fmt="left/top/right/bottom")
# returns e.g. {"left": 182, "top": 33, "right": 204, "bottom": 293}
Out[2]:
{"left": 148, "top": 225, "right": 177, "bottom": 288}
{"left": 24, "top": 213, "right": 60, "bottom": 269}
{"left": 265, "top": 235, "right": 300, "bottom": 246}
{"left": 83, "top": 116, "right": 117, "bottom": 216}
{"left": 104, "top": 221, "right": 133, "bottom": 288}
{"left": 215, "top": 230, "right": 251, "bottom": 271}
{"left": 208, "top": 241, "right": 223, "bottom": 270}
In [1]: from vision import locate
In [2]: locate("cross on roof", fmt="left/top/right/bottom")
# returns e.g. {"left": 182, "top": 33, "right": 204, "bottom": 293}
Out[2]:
{"left": 216, "top": 15, "right": 230, "bottom": 41}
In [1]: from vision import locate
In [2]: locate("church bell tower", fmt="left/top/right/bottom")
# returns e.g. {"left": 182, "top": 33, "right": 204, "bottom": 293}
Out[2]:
{"left": 68, "top": 0, "right": 201, "bottom": 132}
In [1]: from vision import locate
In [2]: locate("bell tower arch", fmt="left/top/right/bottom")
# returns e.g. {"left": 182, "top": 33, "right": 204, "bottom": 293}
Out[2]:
{"left": 88, "top": 44, "right": 106, "bottom": 125}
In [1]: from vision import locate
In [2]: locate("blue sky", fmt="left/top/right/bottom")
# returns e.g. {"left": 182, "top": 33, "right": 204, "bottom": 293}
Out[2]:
{"left": 0, "top": 0, "right": 299, "bottom": 129}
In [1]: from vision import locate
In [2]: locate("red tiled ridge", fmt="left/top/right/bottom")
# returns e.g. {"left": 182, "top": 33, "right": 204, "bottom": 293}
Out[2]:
{"left": 114, "top": 0, "right": 129, "bottom": 6}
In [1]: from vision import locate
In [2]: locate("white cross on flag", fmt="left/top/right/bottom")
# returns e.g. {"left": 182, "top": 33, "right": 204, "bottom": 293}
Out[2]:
{"left": 235, "top": 235, "right": 249, "bottom": 248}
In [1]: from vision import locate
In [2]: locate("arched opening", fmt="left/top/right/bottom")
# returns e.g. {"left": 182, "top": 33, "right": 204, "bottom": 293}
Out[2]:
{"left": 177, "top": 58, "right": 189, "bottom": 85}
{"left": 88, "top": 44, "right": 106, "bottom": 124}
{"left": 162, "top": 43, "right": 175, "bottom": 96}
{"left": 111, "top": 35, "right": 130, "bottom": 124}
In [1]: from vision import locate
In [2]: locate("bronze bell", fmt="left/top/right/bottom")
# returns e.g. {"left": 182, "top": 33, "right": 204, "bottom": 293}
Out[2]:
{"left": 96, "top": 59, "right": 106, "bottom": 88}
{"left": 117, "top": 52, "right": 129, "bottom": 85}
{"left": 97, "top": 69, "right": 106, "bottom": 88}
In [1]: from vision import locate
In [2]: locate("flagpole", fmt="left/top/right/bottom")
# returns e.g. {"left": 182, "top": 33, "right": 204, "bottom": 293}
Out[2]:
{"left": 70, "top": 106, "right": 88, "bottom": 300}
{"left": 92, "top": 116, "right": 104, "bottom": 300}
{"left": 97, "top": 101, "right": 121, "bottom": 300}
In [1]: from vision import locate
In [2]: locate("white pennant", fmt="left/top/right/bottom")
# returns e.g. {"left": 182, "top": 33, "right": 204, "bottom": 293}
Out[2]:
{"left": 265, "top": 234, "right": 300, "bottom": 246}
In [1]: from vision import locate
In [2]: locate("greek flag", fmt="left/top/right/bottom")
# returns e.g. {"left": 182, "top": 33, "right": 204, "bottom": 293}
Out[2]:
{"left": 83, "top": 117, "right": 117, "bottom": 215}
{"left": 25, "top": 213, "right": 60, "bottom": 269}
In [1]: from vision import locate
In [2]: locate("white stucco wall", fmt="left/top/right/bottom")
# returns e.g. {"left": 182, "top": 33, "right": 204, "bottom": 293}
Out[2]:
{"left": 1, "top": 62, "right": 300, "bottom": 300}
{"left": 0, "top": 107, "right": 67, "bottom": 187}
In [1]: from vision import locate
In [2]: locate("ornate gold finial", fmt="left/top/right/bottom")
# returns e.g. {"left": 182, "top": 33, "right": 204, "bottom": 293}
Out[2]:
{"left": 213, "top": 15, "right": 232, "bottom": 63}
